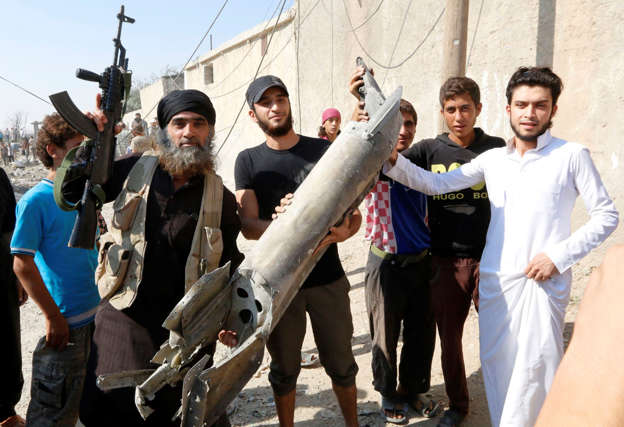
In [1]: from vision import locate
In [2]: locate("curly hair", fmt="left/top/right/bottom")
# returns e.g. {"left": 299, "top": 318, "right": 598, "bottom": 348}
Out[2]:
{"left": 439, "top": 77, "right": 481, "bottom": 107}
{"left": 36, "top": 113, "right": 80, "bottom": 168}
{"left": 505, "top": 66, "right": 563, "bottom": 105}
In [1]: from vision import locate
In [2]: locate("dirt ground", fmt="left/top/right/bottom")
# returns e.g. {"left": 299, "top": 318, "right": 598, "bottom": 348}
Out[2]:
{"left": 8, "top": 160, "right": 618, "bottom": 426}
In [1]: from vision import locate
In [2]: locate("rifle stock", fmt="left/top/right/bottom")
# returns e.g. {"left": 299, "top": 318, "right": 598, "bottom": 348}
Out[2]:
{"left": 69, "top": 182, "right": 98, "bottom": 248}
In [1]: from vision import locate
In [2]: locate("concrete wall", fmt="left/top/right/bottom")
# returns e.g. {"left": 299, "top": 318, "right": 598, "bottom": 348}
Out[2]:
{"left": 139, "top": 79, "right": 167, "bottom": 123}
{"left": 184, "top": 8, "right": 297, "bottom": 189}
{"left": 182, "top": 0, "right": 621, "bottom": 242}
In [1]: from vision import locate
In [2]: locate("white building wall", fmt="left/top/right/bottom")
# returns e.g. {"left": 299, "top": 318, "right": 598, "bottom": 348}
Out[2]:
{"left": 185, "top": 8, "right": 297, "bottom": 188}
{"left": 139, "top": 79, "right": 166, "bottom": 123}
{"left": 182, "top": 0, "right": 622, "bottom": 243}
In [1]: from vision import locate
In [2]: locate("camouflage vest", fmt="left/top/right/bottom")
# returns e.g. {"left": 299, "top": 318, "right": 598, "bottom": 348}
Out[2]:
{"left": 96, "top": 151, "right": 224, "bottom": 309}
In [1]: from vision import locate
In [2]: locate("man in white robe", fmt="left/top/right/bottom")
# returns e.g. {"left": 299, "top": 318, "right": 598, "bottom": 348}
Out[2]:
{"left": 383, "top": 67, "right": 618, "bottom": 426}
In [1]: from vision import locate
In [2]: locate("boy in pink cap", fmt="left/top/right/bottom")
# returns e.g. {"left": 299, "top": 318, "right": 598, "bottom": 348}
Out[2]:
{"left": 318, "top": 107, "right": 342, "bottom": 142}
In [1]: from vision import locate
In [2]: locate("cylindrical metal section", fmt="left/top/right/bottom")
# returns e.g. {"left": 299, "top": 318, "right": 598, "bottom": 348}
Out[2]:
{"left": 245, "top": 102, "right": 401, "bottom": 325}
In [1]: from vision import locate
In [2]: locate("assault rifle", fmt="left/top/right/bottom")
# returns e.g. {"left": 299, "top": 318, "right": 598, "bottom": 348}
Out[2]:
{"left": 50, "top": 5, "right": 134, "bottom": 249}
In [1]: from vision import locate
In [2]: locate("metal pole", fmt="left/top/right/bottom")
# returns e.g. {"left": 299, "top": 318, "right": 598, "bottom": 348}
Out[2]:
{"left": 439, "top": 0, "right": 469, "bottom": 132}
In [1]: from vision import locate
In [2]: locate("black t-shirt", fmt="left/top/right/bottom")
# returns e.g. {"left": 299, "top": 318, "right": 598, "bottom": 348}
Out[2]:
{"left": 235, "top": 135, "right": 345, "bottom": 288}
{"left": 403, "top": 128, "right": 505, "bottom": 258}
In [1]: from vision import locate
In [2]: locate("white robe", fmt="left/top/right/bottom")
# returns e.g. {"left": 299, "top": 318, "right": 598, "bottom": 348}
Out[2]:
{"left": 384, "top": 131, "right": 618, "bottom": 426}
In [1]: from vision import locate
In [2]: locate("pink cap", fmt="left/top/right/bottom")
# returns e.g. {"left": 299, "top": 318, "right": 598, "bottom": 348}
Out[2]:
{"left": 322, "top": 108, "right": 341, "bottom": 123}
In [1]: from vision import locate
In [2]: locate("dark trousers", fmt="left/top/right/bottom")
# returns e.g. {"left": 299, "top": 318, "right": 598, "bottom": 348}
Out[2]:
{"left": 80, "top": 303, "right": 228, "bottom": 427}
{"left": 364, "top": 250, "right": 436, "bottom": 401}
{"left": 430, "top": 255, "right": 479, "bottom": 415}
{"left": 0, "top": 273, "right": 22, "bottom": 420}
{"left": 267, "top": 276, "right": 358, "bottom": 396}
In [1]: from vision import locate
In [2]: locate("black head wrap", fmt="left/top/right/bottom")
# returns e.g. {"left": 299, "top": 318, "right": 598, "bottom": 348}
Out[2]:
{"left": 157, "top": 89, "right": 216, "bottom": 128}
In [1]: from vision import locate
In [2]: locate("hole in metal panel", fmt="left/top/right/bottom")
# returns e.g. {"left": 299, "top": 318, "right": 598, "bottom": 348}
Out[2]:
{"left": 255, "top": 300, "right": 262, "bottom": 313}
{"left": 239, "top": 309, "right": 252, "bottom": 324}
{"left": 236, "top": 288, "right": 249, "bottom": 298}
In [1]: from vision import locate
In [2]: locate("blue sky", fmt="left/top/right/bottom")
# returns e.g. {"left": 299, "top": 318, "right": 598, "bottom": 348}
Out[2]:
{"left": 0, "top": 0, "right": 294, "bottom": 131}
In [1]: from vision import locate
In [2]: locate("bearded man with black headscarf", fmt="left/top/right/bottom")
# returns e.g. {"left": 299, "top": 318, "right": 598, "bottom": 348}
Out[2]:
{"left": 79, "top": 90, "right": 243, "bottom": 426}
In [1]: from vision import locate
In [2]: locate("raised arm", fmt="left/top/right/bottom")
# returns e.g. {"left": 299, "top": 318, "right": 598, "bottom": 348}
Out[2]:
{"left": 543, "top": 148, "right": 619, "bottom": 273}
{"left": 383, "top": 152, "right": 485, "bottom": 195}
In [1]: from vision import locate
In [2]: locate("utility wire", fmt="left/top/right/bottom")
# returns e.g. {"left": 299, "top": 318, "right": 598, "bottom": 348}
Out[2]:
{"left": 209, "top": 0, "right": 321, "bottom": 100}
{"left": 215, "top": 0, "right": 288, "bottom": 155}
{"left": 342, "top": 0, "right": 445, "bottom": 70}
{"left": 467, "top": 0, "right": 485, "bottom": 66}
{"left": 0, "top": 74, "right": 52, "bottom": 105}
{"left": 142, "top": 0, "right": 230, "bottom": 117}
{"left": 381, "top": 0, "right": 413, "bottom": 87}
{"left": 207, "top": 0, "right": 283, "bottom": 89}
{"left": 176, "top": 0, "right": 230, "bottom": 87}
{"left": 296, "top": 0, "right": 302, "bottom": 132}
{"left": 349, "top": 0, "right": 385, "bottom": 32}
{"left": 330, "top": 0, "right": 334, "bottom": 104}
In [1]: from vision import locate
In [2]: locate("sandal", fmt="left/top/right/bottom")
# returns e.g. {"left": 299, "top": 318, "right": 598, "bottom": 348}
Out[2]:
{"left": 409, "top": 394, "right": 440, "bottom": 418}
{"left": 381, "top": 396, "right": 408, "bottom": 425}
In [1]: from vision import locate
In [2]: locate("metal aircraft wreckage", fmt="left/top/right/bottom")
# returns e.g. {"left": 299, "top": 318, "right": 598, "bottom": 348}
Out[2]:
{"left": 96, "top": 59, "right": 403, "bottom": 426}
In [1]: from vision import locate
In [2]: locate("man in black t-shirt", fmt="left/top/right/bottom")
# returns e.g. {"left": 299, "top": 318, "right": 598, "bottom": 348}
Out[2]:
{"left": 234, "top": 75, "right": 361, "bottom": 427}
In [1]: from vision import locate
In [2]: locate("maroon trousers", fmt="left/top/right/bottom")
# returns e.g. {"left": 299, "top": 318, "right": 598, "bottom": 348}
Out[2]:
{"left": 430, "top": 255, "right": 479, "bottom": 415}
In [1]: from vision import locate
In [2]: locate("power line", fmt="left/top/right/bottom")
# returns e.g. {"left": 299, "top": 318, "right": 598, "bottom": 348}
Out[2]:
{"left": 209, "top": 0, "right": 321, "bottom": 100}
{"left": 467, "top": 0, "right": 486, "bottom": 67}
{"left": 330, "top": 0, "right": 334, "bottom": 104}
{"left": 381, "top": 0, "right": 413, "bottom": 87}
{"left": 348, "top": 0, "right": 385, "bottom": 32}
{"left": 207, "top": 0, "right": 283, "bottom": 89}
{"left": 142, "top": 0, "right": 230, "bottom": 117}
{"left": 296, "top": 0, "right": 302, "bottom": 132}
{"left": 342, "top": 0, "right": 445, "bottom": 70}
{"left": 0, "top": 74, "right": 52, "bottom": 106}
{"left": 215, "top": 0, "right": 288, "bottom": 155}
{"left": 177, "top": 0, "right": 230, "bottom": 85}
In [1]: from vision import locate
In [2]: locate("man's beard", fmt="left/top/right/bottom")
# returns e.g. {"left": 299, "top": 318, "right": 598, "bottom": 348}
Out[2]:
{"left": 510, "top": 117, "right": 552, "bottom": 142}
{"left": 156, "top": 130, "right": 215, "bottom": 177}
{"left": 256, "top": 111, "right": 293, "bottom": 137}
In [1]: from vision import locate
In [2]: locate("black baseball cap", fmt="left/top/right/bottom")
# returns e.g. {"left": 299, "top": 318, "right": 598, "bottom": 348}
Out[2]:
{"left": 246, "top": 75, "right": 289, "bottom": 108}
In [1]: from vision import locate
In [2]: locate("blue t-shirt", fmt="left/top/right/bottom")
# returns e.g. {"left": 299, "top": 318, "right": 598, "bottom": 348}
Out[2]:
{"left": 11, "top": 179, "right": 99, "bottom": 327}
{"left": 390, "top": 180, "right": 430, "bottom": 253}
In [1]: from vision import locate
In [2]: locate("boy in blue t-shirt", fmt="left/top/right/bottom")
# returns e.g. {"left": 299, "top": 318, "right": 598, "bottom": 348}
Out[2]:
{"left": 11, "top": 113, "right": 99, "bottom": 426}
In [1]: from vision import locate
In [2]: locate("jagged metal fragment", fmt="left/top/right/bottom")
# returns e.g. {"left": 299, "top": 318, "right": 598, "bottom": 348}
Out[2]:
{"left": 99, "top": 59, "right": 402, "bottom": 426}
{"left": 96, "top": 369, "right": 154, "bottom": 391}
{"left": 97, "top": 263, "right": 232, "bottom": 416}
{"left": 180, "top": 330, "right": 267, "bottom": 427}
{"left": 177, "top": 75, "right": 403, "bottom": 423}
